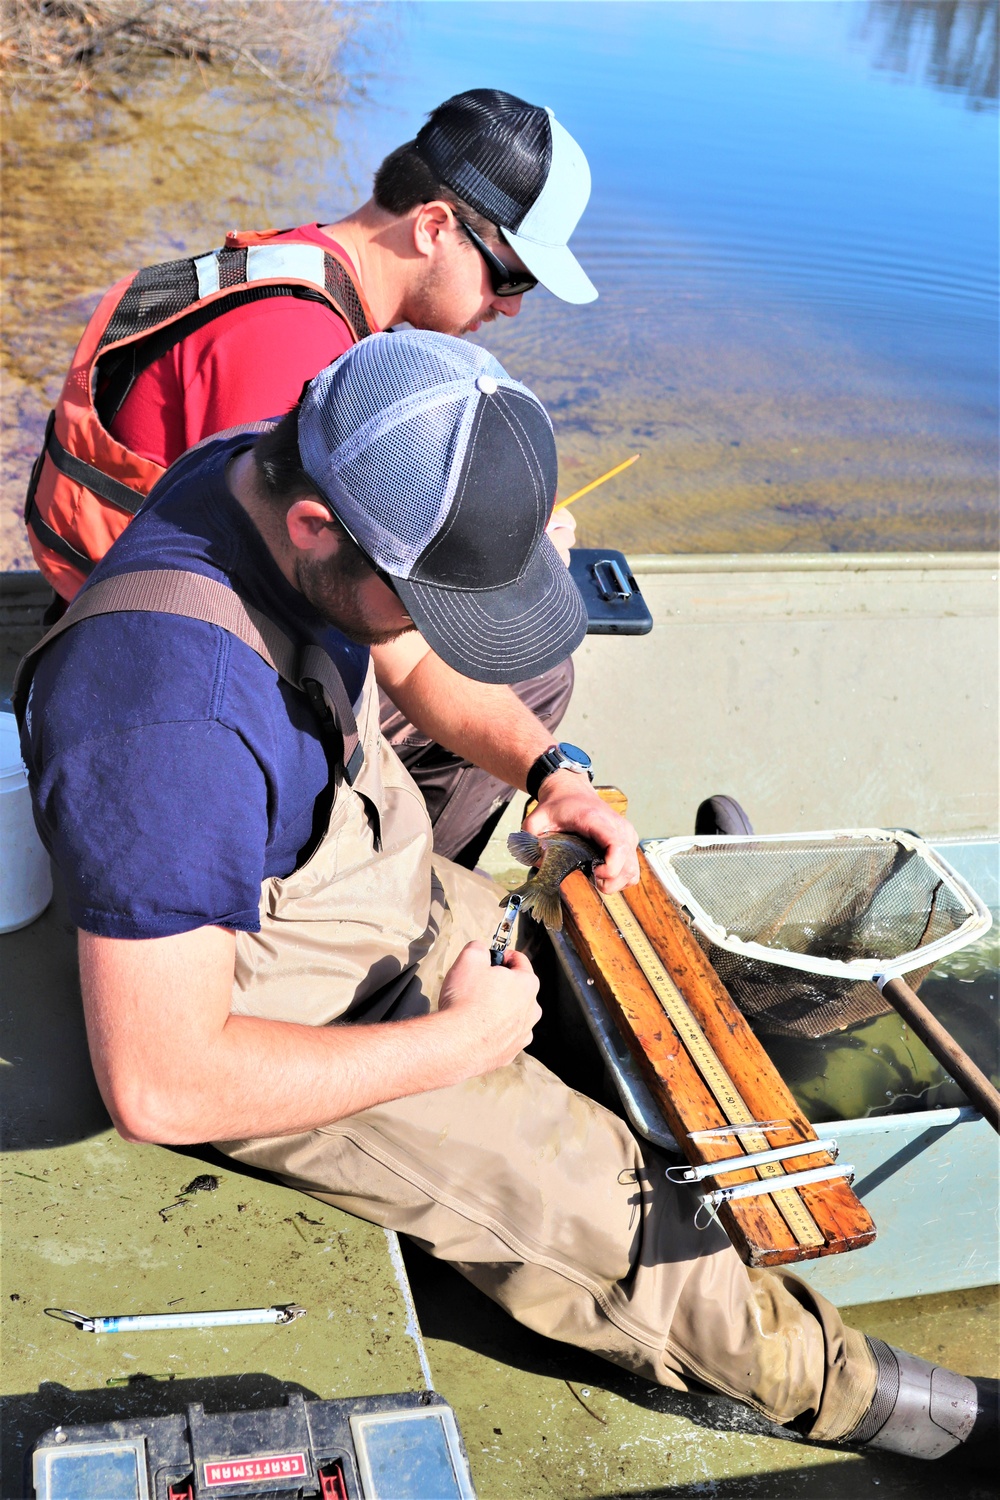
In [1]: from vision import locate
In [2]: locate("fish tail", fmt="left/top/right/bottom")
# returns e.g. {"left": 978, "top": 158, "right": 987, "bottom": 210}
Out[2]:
{"left": 518, "top": 884, "right": 564, "bottom": 932}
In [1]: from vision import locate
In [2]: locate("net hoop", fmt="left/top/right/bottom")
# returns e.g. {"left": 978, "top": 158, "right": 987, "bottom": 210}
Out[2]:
{"left": 643, "top": 828, "right": 993, "bottom": 982}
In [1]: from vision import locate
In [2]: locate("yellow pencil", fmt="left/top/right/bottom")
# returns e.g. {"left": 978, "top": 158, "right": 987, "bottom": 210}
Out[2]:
{"left": 553, "top": 453, "right": 640, "bottom": 511}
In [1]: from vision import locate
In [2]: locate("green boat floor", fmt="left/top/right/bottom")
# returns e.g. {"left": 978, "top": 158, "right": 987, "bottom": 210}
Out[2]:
{"left": 399, "top": 1241, "right": 998, "bottom": 1500}
{"left": 1, "top": 893, "right": 430, "bottom": 1494}
{"left": 3, "top": 893, "right": 998, "bottom": 1499}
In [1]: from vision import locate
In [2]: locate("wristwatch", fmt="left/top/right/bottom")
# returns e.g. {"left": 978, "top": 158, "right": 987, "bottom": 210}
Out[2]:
{"left": 526, "top": 742, "right": 594, "bottom": 801}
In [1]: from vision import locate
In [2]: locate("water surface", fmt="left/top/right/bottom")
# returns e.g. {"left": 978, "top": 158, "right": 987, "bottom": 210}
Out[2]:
{"left": 2, "top": 1, "right": 996, "bottom": 567}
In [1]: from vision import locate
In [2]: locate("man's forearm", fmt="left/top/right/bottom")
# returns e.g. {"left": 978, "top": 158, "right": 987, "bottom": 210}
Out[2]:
{"left": 374, "top": 641, "right": 552, "bottom": 789}
{"left": 373, "top": 634, "right": 640, "bottom": 894}
{"left": 79, "top": 928, "right": 539, "bottom": 1146}
{"left": 130, "top": 1007, "right": 490, "bottom": 1143}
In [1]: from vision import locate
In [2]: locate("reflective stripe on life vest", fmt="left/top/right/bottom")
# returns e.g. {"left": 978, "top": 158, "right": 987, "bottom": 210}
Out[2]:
{"left": 25, "top": 233, "right": 375, "bottom": 602}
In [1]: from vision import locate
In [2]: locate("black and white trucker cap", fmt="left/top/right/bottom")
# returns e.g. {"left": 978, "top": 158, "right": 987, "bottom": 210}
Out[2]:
{"left": 413, "top": 88, "right": 597, "bottom": 305}
{"left": 298, "top": 330, "right": 588, "bottom": 684}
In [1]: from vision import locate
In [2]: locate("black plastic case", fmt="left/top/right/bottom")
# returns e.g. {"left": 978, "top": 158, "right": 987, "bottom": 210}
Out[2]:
{"left": 568, "top": 549, "right": 653, "bottom": 635}
{"left": 30, "top": 1390, "right": 475, "bottom": 1500}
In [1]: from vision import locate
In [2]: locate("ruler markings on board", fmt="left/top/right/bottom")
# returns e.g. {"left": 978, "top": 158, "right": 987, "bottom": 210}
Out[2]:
{"left": 601, "top": 892, "right": 824, "bottom": 1248}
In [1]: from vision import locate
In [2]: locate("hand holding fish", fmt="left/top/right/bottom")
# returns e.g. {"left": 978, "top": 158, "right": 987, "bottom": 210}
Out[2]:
{"left": 509, "top": 776, "right": 640, "bottom": 931}
{"left": 527, "top": 772, "right": 639, "bottom": 891}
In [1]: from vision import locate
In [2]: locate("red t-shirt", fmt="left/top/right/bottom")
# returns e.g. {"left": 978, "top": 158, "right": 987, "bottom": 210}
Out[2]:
{"left": 110, "top": 225, "right": 369, "bottom": 468}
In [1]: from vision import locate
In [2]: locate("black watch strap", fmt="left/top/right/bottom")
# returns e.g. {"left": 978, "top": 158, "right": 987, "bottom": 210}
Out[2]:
{"left": 526, "top": 744, "right": 593, "bottom": 801}
{"left": 526, "top": 754, "right": 553, "bottom": 802}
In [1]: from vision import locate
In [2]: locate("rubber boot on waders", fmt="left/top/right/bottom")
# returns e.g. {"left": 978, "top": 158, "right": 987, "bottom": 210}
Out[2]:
{"left": 843, "top": 1338, "right": 997, "bottom": 1471}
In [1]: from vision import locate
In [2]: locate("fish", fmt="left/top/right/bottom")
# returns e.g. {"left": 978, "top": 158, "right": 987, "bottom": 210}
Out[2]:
{"left": 505, "top": 830, "right": 601, "bottom": 932}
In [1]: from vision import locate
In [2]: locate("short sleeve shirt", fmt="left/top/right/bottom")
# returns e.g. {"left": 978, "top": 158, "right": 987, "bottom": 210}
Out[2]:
{"left": 21, "top": 434, "right": 370, "bottom": 940}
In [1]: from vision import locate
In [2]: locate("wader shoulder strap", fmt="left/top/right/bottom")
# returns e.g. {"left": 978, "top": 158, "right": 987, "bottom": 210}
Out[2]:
{"left": 13, "top": 567, "right": 364, "bottom": 783}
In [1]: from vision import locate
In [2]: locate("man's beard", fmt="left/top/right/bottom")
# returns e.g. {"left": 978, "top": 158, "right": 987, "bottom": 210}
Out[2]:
{"left": 297, "top": 551, "right": 415, "bottom": 647}
{"left": 460, "top": 306, "right": 500, "bottom": 335}
{"left": 408, "top": 257, "right": 499, "bottom": 337}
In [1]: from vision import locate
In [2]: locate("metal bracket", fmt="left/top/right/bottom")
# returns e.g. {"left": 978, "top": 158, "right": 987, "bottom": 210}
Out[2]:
{"left": 666, "top": 1138, "right": 839, "bottom": 1184}
{"left": 591, "top": 557, "right": 633, "bottom": 601}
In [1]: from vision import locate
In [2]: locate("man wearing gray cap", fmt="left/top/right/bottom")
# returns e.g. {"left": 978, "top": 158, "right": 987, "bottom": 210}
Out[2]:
{"left": 19, "top": 331, "right": 992, "bottom": 1472}
{"left": 28, "top": 87, "right": 597, "bottom": 871}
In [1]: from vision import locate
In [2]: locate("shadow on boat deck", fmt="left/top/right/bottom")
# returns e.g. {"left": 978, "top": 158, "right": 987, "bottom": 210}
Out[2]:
{"left": 398, "top": 1234, "right": 997, "bottom": 1500}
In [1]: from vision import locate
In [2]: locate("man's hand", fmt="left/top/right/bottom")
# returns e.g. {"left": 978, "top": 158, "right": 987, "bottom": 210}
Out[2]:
{"left": 523, "top": 771, "right": 639, "bottom": 893}
{"left": 545, "top": 507, "right": 577, "bottom": 566}
{"left": 436, "top": 942, "right": 541, "bottom": 1072}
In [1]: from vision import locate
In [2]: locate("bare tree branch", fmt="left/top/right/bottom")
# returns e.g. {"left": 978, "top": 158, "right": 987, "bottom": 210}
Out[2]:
{"left": 0, "top": 0, "right": 369, "bottom": 100}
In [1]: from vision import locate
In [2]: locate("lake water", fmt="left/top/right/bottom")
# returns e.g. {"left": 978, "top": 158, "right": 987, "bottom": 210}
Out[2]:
{"left": 765, "top": 914, "right": 1000, "bottom": 1123}
{"left": 2, "top": 0, "right": 997, "bottom": 567}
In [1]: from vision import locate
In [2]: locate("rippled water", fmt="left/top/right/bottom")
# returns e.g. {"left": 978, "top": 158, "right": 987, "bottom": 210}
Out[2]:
{"left": 762, "top": 914, "right": 999, "bottom": 1123}
{"left": 2, "top": 1, "right": 997, "bottom": 568}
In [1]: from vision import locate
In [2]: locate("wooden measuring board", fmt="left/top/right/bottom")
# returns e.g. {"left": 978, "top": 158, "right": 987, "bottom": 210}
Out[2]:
{"left": 559, "top": 842, "right": 876, "bottom": 1268}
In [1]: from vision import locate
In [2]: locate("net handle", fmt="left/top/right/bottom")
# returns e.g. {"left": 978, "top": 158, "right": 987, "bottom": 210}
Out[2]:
{"left": 877, "top": 975, "right": 1000, "bottom": 1135}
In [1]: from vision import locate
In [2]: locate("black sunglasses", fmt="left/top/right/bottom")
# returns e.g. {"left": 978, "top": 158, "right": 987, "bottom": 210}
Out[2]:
{"left": 458, "top": 220, "right": 538, "bottom": 299}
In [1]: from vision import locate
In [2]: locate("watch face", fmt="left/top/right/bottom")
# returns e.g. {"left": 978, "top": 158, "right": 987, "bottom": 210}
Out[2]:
{"left": 556, "top": 742, "right": 592, "bottom": 770}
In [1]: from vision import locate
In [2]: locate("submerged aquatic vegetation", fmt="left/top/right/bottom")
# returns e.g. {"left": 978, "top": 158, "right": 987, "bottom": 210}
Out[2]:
{"left": 0, "top": 3, "right": 383, "bottom": 568}
{"left": 760, "top": 911, "right": 1000, "bottom": 1122}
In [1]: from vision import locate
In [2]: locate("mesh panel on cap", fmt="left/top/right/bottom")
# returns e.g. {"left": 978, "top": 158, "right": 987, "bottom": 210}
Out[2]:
{"left": 334, "top": 397, "right": 472, "bottom": 571}
{"left": 415, "top": 88, "right": 552, "bottom": 230}
{"left": 299, "top": 330, "right": 530, "bottom": 576}
{"left": 315, "top": 332, "right": 498, "bottom": 450}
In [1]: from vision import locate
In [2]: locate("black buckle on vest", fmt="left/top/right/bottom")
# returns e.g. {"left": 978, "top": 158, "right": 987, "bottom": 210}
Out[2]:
{"left": 301, "top": 676, "right": 363, "bottom": 786}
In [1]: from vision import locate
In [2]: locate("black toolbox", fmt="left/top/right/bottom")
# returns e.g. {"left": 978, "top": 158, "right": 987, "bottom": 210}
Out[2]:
{"left": 30, "top": 1390, "right": 475, "bottom": 1500}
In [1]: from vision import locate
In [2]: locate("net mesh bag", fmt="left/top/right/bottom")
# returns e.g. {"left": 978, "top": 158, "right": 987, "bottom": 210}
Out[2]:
{"left": 644, "top": 832, "right": 991, "bottom": 1039}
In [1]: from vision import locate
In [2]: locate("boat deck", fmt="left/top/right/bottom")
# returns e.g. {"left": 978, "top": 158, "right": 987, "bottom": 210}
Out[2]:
{"left": 2, "top": 563, "right": 997, "bottom": 1497}
{"left": 2, "top": 885, "right": 997, "bottom": 1500}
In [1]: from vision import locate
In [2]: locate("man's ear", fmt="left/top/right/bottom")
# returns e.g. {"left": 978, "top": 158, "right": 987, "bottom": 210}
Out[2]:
{"left": 285, "top": 497, "right": 340, "bottom": 557}
{"left": 412, "top": 200, "right": 455, "bottom": 259}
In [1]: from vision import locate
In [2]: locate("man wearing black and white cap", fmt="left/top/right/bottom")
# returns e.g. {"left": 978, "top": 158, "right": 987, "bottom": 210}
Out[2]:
{"left": 21, "top": 331, "right": 992, "bottom": 1471}
{"left": 68, "top": 87, "right": 600, "bottom": 872}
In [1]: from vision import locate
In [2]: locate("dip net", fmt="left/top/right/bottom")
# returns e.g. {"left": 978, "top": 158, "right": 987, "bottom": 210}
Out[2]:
{"left": 644, "top": 831, "right": 992, "bottom": 1038}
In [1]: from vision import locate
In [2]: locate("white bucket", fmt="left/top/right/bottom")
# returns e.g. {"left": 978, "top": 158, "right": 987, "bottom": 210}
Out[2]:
{"left": 0, "top": 711, "right": 53, "bottom": 933}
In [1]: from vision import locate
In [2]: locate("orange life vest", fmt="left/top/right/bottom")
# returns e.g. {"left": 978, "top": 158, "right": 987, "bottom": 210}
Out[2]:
{"left": 24, "top": 229, "right": 375, "bottom": 601}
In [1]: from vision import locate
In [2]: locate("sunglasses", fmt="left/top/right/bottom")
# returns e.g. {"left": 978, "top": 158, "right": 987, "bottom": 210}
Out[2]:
{"left": 458, "top": 220, "right": 538, "bottom": 299}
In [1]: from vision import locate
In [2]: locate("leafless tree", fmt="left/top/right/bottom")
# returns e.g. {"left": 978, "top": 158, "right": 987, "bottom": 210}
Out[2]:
{"left": 1, "top": 0, "right": 368, "bottom": 99}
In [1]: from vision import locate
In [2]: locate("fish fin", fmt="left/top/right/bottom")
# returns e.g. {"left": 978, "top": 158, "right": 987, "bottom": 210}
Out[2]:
{"left": 507, "top": 830, "right": 544, "bottom": 867}
{"left": 518, "top": 884, "right": 564, "bottom": 932}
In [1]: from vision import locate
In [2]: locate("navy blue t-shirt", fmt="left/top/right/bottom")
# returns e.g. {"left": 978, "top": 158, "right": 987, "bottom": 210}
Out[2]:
{"left": 21, "top": 434, "right": 369, "bottom": 939}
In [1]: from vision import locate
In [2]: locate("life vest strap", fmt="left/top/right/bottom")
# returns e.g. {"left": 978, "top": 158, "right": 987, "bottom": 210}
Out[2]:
{"left": 45, "top": 420, "right": 146, "bottom": 517}
{"left": 95, "top": 283, "right": 332, "bottom": 428}
{"left": 24, "top": 489, "right": 96, "bottom": 578}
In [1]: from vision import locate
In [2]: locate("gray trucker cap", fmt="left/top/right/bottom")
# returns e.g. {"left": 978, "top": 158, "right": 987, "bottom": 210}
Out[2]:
{"left": 298, "top": 330, "right": 587, "bottom": 684}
